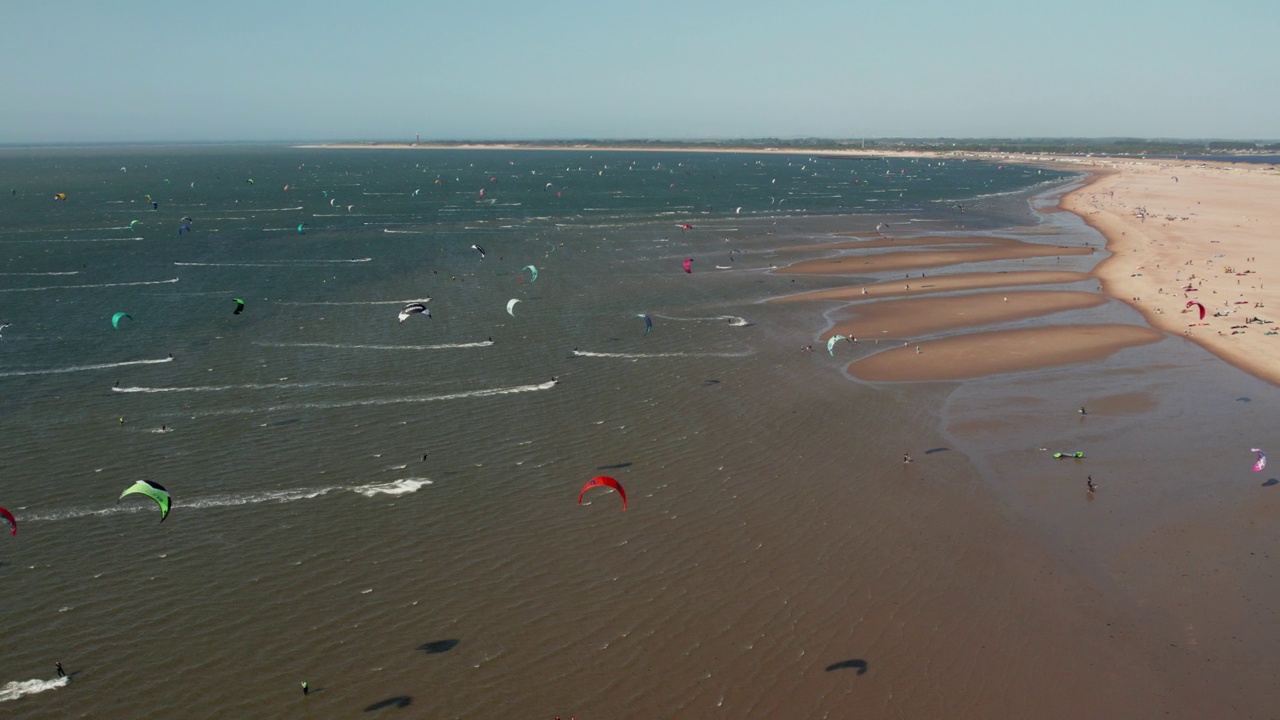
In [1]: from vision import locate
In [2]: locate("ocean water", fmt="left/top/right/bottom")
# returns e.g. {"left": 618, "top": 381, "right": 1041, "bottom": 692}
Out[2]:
{"left": 16, "top": 146, "right": 1260, "bottom": 718}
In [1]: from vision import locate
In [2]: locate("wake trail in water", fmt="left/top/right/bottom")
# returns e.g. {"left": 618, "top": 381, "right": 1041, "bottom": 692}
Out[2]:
{"left": 22, "top": 479, "right": 433, "bottom": 523}
{"left": 0, "top": 271, "right": 79, "bottom": 277}
{"left": 0, "top": 357, "right": 173, "bottom": 378}
{"left": 573, "top": 349, "right": 752, "bottom": 359}
{"left": 174, "top": 379, "right": 556, "bottom": 417}
{"left": 0, "top": 278, "right": 178, "bottom": 293}
{"left": 652, "top": 314, "right": 750, "bottom": 327}
{"left": 275, "top": 298, "right": 431, "bottom": 307}
{"left": 114, "top": 380, "right": 404, "bottom": 393}
{"left": 175, "top": 258, "right": 370, "bottom": 267}
{"left": 253, "top": 341, "right": 493, "bottom": 351}
{"left": 0, "top": 677, "right": 69, "bottom": 703}
{"left": 0, "top": 236, "right": 146, "bottom": 244}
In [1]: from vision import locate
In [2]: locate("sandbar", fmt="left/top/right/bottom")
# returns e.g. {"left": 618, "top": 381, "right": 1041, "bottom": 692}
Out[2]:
{"left": 768, "top": 270, "right": 1092, "bottom": 303}
{"left": 847, "top": 325, "right": 1164, "bottom": 381}
{"left": 823, "top": 290, "right": 1106, "bottom": 341}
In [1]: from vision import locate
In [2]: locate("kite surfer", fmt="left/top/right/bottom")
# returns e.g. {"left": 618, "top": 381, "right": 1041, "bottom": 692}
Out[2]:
{"left": 1079, "top": 406, "right": 1086, "bottom": 415}
{"left": 1087, "top": 476, "right": 1097, "bottom": 494}
{"left": 55, "top": 662, "right": 65, "bottom": 678}
{"left": 903, "top": 453, "right": 913, "bottom": 464}
{"left": 301, "top": 681, "right": 309, "bottom": 696}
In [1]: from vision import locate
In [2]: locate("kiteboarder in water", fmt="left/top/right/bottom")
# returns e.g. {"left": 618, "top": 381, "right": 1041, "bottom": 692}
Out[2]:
{"left": 56, "top": 662, "right": 65, "bottom": 678}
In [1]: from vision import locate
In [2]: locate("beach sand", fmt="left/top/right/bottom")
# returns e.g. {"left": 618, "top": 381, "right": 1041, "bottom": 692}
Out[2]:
{"left": 1059, "top": 158, "right": 1280, "bottom": 385}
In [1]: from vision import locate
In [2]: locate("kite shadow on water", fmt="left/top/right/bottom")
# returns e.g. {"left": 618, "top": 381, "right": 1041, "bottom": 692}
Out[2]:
{"left": 924, "top": 447, "right": 950, "bottom": 455}
{"left": 417, "top": 639, "right": 459, "bottom": 654}
{"left": 595, "top": 462, "right": 632, "bottom": 471}
{"left": 365, "top": 696, "right": 412, "bottom": 711}
{"left": 1262, "top": 478, "right": 1278, "bottom": 487}
{"left": 825, "top": 659, "right": 868, "bottom": 674}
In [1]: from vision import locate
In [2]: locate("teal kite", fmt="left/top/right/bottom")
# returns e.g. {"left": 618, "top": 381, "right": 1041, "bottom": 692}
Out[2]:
{"left": 111, "top": 312, "right": 133, "bottom": 329}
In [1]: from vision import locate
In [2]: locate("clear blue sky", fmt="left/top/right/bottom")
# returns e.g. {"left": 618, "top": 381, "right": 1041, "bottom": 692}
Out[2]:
{"left": 3, "top": 0, "right": 1276, "bottom": 143}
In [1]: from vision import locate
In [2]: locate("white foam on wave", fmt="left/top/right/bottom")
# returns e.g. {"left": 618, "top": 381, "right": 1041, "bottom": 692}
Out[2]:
{"left": 245, "top": 206, "right": 305, "bottom": 212}
{"left": 175, "top": 258, "right": 370, "bottom": 267}
{"left": 353, "top": 478, "right": 431, "bottom": 497}
{"left": 573, "top": 349, "right": 752, "bottom": 359}
{"left": 253, "top": 341, "right": 493, "bottom": 351}
{"left": 0, "top": 677, "right": 68, "bottom": 703}
{"left": 24, "top": 479, "right": 432, "bottom": 523}
{"left": 176, "top": 379, "right": 556, "bottom": 417}
{"left": 0, "top": 271, "right": 79, "bottom": 276}
{"left": 0, "top": 356, "right": 172, "bottom": 379}
{"left": 0, "top": 277, "right": 178, "bottom": 293}
{"left": 382, "top": 228, "right": 429, "bottom": 234}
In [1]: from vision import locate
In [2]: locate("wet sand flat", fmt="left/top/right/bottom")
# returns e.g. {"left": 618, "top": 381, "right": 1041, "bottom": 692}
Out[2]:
{"left": 847, "top": 325, "right": 1164, "bottom": 381}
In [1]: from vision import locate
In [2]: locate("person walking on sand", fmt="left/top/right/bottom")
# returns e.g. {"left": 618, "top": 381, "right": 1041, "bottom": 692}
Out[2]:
{"left": 55, "top": 662, "right": 65, "bottom": 678}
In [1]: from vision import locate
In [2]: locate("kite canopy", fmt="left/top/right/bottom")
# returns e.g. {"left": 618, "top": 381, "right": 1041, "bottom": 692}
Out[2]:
{"left": 682, "top": 258, "right": 693, "bottom": 274}
{"left": 637, "top": 313, "right": 652, "bottom": 335}
{"left": 506, "top": 298, "right": 521, "bottom": 317}
{"left": 0, "top": 506, "right": 14, "bottom": 536}
{"left": 827, "top": 335, "right": 847, "bottom": 356}
{"left": 111, "top": 312, "right": 133, "bottom": 329}
{"left": 233, "top": 298, "right": 245, "bottom": 315}
{"left": 297, "top": 224, "right": 306, "bottom": 234}
{"left": 53, "top": 192, "right": 67, "bottom": 201}
{"left": 1186, "top": 301, "right": 1206, "bottom": 320}
{"left": 399, "top": 302, "right": 430, "bottom": 324}
{"left": 1052, "top": 452, "right": 1085, "bottom": 459}
{"left": 119, "top": 480, "right": 171, "bottom": 522}
{"left": 1251, "top": 448, "right": 1267, "bottom": 472}
{"left": 578, "top": 476, "right": 627, "bottom": 511}
{"left": 471, "top": 244, "right": 486, "bottom": 259}
{"left": 522, "top": 265, "right": 538, "bottom": 282}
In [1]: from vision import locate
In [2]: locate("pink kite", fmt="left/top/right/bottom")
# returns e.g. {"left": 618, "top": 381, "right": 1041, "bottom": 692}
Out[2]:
{"left": 682, "top": 258, "right": 693, "bottom": 274}
{"left": 578, "top": 476, "right": 627, "bottom": 511}
{"left": 1251, "top": 448, "right": 1267, "bottom": 473}
{"left": 0, "top": 506, "right": 14, "bottom": 536}
{"left": 1186, "top": 301, "right": 1205, "bottom": 320}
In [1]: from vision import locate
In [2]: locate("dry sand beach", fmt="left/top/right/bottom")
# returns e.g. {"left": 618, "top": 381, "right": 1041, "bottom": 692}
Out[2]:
{"left": 1061, "top": 157, "right": 1280, "bottom": 385}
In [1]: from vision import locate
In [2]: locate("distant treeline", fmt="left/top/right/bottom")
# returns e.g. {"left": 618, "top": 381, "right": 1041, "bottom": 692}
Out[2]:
{"left": 455, "top": 138, "right": 1280, "bottom": 156}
